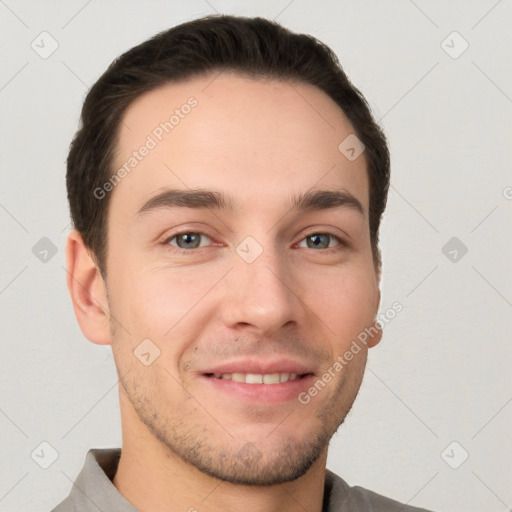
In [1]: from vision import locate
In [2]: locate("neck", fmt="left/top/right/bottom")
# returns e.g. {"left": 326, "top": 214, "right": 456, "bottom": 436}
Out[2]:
{"left": 113, "top": 409, "right": 328, "bottom": 512}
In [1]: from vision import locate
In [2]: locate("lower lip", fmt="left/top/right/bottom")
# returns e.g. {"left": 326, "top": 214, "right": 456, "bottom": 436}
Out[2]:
{"left": 200, "top": 374, "right": 316, "bottom": 405}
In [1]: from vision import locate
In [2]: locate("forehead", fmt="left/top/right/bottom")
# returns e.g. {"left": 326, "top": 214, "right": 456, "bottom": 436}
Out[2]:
{"left": 110, "top": 72, "right": 369, "bottom": 218}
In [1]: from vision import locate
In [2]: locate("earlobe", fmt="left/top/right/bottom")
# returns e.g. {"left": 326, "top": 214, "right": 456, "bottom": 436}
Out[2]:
{"left": 65, "top": 229, "right": 111, "bottom": 345}
{"left": 367, "top": 320, "right": 383, "bottom": 348}
{"left": 368, "top": 285, "right": 382, "bottom": 348}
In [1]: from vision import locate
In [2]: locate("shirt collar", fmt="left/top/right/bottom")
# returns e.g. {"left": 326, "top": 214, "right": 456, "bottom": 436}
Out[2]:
{"left": 63, "top": 448, "right": 139, "bottom": 511}
{"left": 60, "top": 447, "right": 347, "bottom": 512}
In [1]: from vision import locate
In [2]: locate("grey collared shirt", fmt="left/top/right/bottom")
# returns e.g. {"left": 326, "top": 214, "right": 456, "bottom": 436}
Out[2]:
{"left": 50, "top": 448, "right": 435, "bottom": 512}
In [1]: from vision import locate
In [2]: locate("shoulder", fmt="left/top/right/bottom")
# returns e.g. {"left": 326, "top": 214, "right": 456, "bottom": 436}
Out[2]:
{"left": 48, "top": 496, "right": 75, "bottom": 512}
{"left": 325, "top": 469, "right": 436, "bottom": 512}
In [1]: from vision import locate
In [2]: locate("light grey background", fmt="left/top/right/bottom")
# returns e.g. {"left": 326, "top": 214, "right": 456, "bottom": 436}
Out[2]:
{"left": 1, "top": 1, "right": 511, "bottom": 511}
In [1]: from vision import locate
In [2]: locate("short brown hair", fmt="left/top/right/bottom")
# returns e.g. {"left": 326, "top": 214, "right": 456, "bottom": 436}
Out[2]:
{"left": 66, "top": 14, "right": 390, "bottom": 277}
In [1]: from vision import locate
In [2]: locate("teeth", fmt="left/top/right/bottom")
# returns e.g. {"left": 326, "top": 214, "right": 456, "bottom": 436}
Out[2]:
{"left": 263, "top": 373, "right": 279, "bottom": 384}
{"left": 246, "top": 373, "right": 263, "bottom": 384}
{"left": 212, "top": 372, "right": 302, "bottom": 384}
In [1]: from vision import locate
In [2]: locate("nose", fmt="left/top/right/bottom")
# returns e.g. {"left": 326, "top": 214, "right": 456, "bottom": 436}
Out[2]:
{"left": 219, "top": 241, "right": 305, "bottom": 336}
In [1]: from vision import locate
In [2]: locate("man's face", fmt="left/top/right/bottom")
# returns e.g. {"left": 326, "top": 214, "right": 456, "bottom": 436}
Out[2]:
{"left": 104, "top": 72, "right": 381, "bottom": 485}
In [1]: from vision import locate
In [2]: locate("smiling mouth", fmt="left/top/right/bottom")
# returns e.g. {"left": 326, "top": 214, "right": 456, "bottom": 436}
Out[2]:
{"left": 203, "top": 372, "right": 312, "bottom": 384}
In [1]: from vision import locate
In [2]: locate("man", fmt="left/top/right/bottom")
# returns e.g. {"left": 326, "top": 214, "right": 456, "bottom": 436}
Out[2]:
{"left": 52, "top": 13, "right": 435, "bottom": 512}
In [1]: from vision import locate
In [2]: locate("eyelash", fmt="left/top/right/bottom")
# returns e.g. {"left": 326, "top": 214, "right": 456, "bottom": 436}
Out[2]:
{"left": 162, "top": 230, "right": 346, "bottom": 255}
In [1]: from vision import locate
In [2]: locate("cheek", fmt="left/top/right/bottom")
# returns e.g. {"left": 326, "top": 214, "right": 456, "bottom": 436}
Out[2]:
{"left": 308, "top": 267, "right": 378, "bottom": 342}
{"left": 120, "top": 265, "right": 221, "bottom": 342}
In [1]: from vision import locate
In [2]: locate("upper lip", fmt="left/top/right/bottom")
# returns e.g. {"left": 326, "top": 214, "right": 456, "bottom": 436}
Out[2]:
{"left": 201, "top": 357, "right": 315, "bottom": 376}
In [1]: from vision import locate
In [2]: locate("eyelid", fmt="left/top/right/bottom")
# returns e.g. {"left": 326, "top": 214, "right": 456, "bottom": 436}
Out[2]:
{"left": 157, "top": 222, "right": 216, "bottom": 244}
{"left": 297, "top": 224, "right": 349, "bottom": 245}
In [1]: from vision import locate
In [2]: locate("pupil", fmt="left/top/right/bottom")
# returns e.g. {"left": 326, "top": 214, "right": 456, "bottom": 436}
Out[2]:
{"left": 181, "top": 233, "right": 199, "bottom": 248}
{"left": 310, "top": 234, "right": 327, "bottom": 248}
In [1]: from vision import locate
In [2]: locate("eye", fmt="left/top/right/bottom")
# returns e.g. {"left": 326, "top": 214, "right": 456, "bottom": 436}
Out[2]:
{"left": 297, "top": 232, "right": 345, "bottom": 252}
{"left": 164, "top": 232, "right": 212, "bottom": 252}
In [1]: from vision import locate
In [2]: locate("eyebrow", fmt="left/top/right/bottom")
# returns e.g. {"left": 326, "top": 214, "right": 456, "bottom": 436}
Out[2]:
{"left": 136, "top": 187, "right": 365, "bottom": 217}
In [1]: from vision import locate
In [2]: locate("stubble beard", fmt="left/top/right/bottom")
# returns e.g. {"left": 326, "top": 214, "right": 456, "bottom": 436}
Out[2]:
{"left": 116, "top": 352, "right": 367, "bottom": 486}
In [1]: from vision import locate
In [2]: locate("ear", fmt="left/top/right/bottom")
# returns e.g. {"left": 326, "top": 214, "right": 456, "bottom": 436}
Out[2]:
{"left": 65, "top": 229, "right": 111, "bottom": 345}
{"left": 367, "top": 277, "right": 382, "bottom": 349}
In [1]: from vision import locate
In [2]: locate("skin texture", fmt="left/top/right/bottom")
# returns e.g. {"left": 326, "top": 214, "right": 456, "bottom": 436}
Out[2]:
{"left": 66, "top": 71, "right": 383, "bottom": 512}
